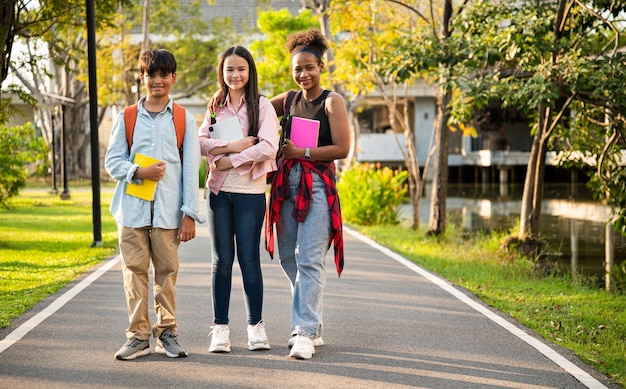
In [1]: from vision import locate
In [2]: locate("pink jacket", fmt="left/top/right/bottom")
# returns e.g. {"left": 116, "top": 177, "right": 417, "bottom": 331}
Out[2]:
{"left": 198, "top": 94, "right": 279, "bottom": 195}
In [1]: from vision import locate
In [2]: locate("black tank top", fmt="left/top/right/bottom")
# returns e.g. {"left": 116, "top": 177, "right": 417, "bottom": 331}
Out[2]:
{"left": 290, "top": 90, "right": 332, "bottom": 149}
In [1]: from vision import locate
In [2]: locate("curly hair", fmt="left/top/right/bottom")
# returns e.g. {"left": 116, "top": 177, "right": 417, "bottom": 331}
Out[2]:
{"left": 285, "top": 28, "right": 328, "bottom": 62}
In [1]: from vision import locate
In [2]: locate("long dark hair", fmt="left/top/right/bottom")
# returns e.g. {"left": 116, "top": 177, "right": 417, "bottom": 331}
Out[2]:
{"left": 217, "top": 46, "right": 260, "bottom": 137}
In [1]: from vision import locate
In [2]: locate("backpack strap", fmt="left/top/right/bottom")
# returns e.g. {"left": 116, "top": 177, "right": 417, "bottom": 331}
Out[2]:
{"left": 123, "top": 102, "right": 186, "bottom": 153}
{"left": 283, "top": 90, "right": 297, "bottom": 116}
{"left": 124, "top": 104, "right": 138, "bottom": 152}
{"left": 279, "top": 90, "right": 298, "bottom": 142}
{"left": 172, "top": 102, "right": 186, "bottom": 150}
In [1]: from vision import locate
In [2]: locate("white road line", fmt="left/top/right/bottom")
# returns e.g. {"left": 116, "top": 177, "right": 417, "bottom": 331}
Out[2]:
{"left": 0, "top": 255, "right": 121, "bottom": 354}
{"left": 344, "top": 226, "right": 609, "bottom": 389}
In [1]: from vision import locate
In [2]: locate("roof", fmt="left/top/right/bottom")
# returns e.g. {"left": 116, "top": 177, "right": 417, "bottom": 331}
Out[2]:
{"left": 184, "top": 0, "right": 303, "bottom": 33}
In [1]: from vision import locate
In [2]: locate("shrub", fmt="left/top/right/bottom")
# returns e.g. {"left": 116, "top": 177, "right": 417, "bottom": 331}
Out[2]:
{"left": 0, "top": 123, "right": 48, "bottom": 207}
{"left": 337, "top": 162, "right": 408, "bottom": 225}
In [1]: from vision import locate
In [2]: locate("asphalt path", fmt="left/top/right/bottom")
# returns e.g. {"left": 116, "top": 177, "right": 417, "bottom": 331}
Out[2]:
{"left": 0, "top": 197, "right": 619, "bottom": 388}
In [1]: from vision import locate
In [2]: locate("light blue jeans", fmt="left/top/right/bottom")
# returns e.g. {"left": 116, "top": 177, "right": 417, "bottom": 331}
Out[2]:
{"left": 277, "top": 164, "right": 332, "bottom": 338}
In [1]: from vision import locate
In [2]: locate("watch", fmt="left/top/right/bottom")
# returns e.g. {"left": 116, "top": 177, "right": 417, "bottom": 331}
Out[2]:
{"left": 304, "top": 147, "right": 311, "bottom": 160}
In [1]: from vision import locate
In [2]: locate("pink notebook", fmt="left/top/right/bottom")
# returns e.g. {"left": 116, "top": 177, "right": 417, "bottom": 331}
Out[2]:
{"left": 290, "top": 116, "right": 320, "bottom": 148}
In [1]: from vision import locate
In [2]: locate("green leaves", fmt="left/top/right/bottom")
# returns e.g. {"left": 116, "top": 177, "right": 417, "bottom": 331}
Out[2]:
{"left": 0, "top": 123, "right": 48, "bottom": 207}
{"left": 251, "top": 9, "right": 318, "bottom": 96}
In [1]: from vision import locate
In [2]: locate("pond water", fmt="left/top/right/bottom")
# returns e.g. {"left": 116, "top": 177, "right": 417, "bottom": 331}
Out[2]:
{"left": 402, "top": 183, "right": 626, "bottom": 288}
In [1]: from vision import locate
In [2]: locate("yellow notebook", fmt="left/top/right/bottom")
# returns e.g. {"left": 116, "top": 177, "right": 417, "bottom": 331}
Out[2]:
{"left": 125, "top": 153, "right": 160, "bottom": 201}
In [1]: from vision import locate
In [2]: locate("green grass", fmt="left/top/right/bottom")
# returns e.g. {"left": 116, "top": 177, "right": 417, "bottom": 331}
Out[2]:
{"left": 0, "top": 188, "right": 118, "bottom": 328}
{"left": 354, "top": 223, "right": 626, "bottom": 387}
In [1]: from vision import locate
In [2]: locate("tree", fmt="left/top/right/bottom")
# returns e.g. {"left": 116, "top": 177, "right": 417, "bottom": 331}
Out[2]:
{"left": 294, "top": 0, "right": 364, "bottom": 168}
{"left": 1, "top": 1, "right": 125, "bottom": 122}
{"left": 81, "top": 0, "right": 228, "bottom": 177}
{"left": 252, "top": 4, "right": 365, "bottom": 170}
{"left": 350, "top": 0, "right": 473, "bottom": 233}
{"left": 6, "top": 0, "right": 228, "bottom": 180}
{"left": 3, "top": 0, "right": 127, "bottom": 184}
{"left": 119, "top": 0, "right": 227, "bottom": 101}
{"left": 250, "top": 8, "right": 319, "bottom": 96}
{"left": 328, "top": 0, "right": 431, "bottom": 229}
{"left": 448, "top": 0, "right": 626, "bottom": 244}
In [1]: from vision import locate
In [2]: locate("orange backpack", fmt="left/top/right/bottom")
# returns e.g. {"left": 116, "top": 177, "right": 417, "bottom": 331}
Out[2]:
{"left": 123, "top": 102, "right": 186, "bottom": 154}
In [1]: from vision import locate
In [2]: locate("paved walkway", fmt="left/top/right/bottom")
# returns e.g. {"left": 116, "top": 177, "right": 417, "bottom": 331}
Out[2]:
{"left": 0, "top": 200, "right": 619, "bottom": 388}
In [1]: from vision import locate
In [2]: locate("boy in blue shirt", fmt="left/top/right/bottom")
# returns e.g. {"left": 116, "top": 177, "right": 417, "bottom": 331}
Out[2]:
{"left": 105, "top": 49, "right": 204, "bottom": 360}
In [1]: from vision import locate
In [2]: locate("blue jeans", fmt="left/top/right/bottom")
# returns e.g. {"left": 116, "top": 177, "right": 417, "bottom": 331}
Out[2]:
{"left": 207, "top": 191, "right": 266, "bottom": 325}
{"left": 277, "top": 164, "right": 331, "bottom": 338}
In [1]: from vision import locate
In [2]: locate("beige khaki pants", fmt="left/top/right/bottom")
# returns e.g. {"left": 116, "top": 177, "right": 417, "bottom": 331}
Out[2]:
{"left": 118, "top": 225, "right": 180, "bottom": 340}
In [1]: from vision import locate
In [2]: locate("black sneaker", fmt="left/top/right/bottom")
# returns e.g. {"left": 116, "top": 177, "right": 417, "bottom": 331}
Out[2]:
{"left": 114, "top": 337, "right": 150, "bottom": 360}
{"left": 155, "top": 329, "right": 188, "bottom": 358}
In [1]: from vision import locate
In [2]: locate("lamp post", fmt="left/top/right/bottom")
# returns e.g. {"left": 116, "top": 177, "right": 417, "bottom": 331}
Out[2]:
{"left": 49, "top": 109, "right": 58, "bottom": 194}
{"left": 39, "top": 93, "right": 75, "bottom": 199}
{"left": 87, "top": 0, "right": 102, "bottom": 246}
{"left": 129, "top": 68, "right": 141, "bottom": 102}
{"left": 136, "top": 74, "right": 141, "bottom": 101}
{"left": 59, "top": 103, "right": 70, "bottom": 200}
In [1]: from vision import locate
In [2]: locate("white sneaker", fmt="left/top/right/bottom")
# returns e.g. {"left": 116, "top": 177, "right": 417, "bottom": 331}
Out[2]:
{"left": 208, "top": 325, "right": 231, "bottom": 353}
{"left": 288, "top": 334, "right": 324, "bottom": 348}
{"left": 247, "top": 321, "right": 271, "bottom": 350}
{"left": 288, "top": 335, "right": 315, "bottom": 359}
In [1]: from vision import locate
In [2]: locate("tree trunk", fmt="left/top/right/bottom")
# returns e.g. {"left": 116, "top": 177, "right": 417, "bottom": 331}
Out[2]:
{"left": 519, "top": 143, "right": 538, "bottom": 237}
{"left": 405, "top": 123, "right": 422, "bottom": 229}
{"left": 343, "top": 107, "right": 358, "bottom": 170}
{"left": 140, "top": 0, "right": 151, "bottom": 55}
{"left": 427, "top": 86, "right": 450, "bottom": 235}
{"left": 402, "top": 89, "right": 422, "bottom": 229}
{"left": 1, "top": 0, "right": 18, "bottom": 86}
{"left": 519, "top": 0, "right": 570, "bottom": 240}
{"left": 519, "top": 106, "right": 549, "bottom": 239}
{"left": 530, "top": 109, "right": 550, "bottom": 236}
{"left": 426, "top": 0, "right": 453, "bottom": 236}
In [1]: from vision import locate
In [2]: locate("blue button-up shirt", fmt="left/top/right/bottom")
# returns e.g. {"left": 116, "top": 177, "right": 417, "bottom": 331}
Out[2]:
{"left": 105, "top": 97, "right": 205, "bottom": 229}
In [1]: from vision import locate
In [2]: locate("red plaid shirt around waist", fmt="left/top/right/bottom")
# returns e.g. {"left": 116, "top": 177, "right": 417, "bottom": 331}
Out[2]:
{"left": 265, "top": 158, "right": 344, "bottom": 277}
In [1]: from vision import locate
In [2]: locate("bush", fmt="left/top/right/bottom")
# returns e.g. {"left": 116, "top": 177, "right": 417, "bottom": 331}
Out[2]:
{"left": 199, "top": 157, "right": 208, "bottom": 188}
{"left": 337, "top": 162, "right": 408, "bottom": 225}
{"left": 0, "top": 123, "right": 48, "bottom": 207}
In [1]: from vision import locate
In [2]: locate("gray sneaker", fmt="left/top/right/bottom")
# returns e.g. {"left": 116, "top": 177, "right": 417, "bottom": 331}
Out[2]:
{"left": 114, "top": 337, "right": 150, "bottom": 360}
{"left": 155, "top": 329, "right": 188, "bottom": 358}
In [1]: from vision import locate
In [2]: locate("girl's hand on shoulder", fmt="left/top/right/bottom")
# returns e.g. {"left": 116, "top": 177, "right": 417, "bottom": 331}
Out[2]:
{"left": 270, "top": 91, "right": 289, "bottom": 117}
{"left": 208, "top": 89, "right": 225, "bottom": 115}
